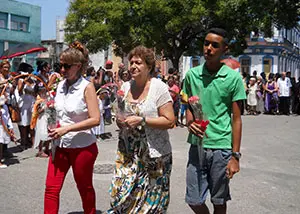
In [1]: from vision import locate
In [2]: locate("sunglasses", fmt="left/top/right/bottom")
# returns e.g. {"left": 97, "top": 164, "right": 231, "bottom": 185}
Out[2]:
{"left": 204, "top": 40, "right": 220, "bottom": 49}
{"left": 59, "top": 63, "right": 74, "bottom": 70}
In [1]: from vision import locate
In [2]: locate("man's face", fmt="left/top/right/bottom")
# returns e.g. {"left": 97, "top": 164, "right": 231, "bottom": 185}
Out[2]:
{"left": 203, "top": 33, "right": 227, "bottom": 63}
{"left": 281, "top": 72, "right": 286, "bottom": 79}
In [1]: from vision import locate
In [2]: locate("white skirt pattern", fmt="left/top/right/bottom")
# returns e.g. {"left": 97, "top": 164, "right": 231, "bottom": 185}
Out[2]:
{"left": 33, "top": 113, "right": 51, "bottom": 148}
{"left": 91, "top": 99, "right": 105, "bottom": 135}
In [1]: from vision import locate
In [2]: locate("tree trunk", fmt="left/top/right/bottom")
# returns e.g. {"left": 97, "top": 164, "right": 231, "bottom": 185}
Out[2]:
{"left": 171, "top": 51, "right": 182, "bottom": 71}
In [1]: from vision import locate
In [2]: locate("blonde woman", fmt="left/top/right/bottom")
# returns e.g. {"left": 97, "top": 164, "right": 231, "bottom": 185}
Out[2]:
{"left": 44, "top": 41, "right": 100, "bottom": 214}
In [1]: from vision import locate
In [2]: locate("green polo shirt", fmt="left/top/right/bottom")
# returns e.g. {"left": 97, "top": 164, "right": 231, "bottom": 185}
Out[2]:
{"left": 182, "top": 63, "right": 246, "bottom": 149}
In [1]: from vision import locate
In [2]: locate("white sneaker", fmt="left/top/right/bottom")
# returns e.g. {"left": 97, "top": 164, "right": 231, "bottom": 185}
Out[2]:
{"left": 0, "top": 164, "right": 8, "bottom": 169}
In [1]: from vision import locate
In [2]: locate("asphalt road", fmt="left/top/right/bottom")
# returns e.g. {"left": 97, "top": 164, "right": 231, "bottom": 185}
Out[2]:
{"left": 0, "top": 114, "right": 299, "bottom": 214}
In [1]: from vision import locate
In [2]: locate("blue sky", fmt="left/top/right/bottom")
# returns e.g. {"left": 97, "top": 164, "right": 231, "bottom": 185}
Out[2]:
{"left": 18, "top": 0, "right": 69, "bottom": 40}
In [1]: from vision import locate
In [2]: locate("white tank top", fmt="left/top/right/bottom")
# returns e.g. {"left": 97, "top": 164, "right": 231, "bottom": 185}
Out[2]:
{"left": 55, "top": 76, "right": 96, "bottom": 148}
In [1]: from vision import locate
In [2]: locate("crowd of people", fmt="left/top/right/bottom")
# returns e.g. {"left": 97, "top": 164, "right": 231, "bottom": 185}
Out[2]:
{"left": 242, "top": 70, "right": 300, "bottom": 116}
{"left": 0, "top": 27, "right": 299, "bottom": 214}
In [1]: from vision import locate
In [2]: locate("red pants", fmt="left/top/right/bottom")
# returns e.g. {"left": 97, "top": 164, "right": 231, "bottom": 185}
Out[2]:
{"left": 44, "top": 143, "right": 98, "bottom": 214}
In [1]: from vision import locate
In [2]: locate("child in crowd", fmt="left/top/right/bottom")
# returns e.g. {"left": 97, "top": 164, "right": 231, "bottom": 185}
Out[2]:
{"left": 247, "top": 77, "right": 258, "bottom": 115}
{"left": 168, "top": 76, "right": 180, "bottom": 126}
{"left": 92, "top": 90, "right": 105, "bottom": 139}
{"left": 0, "top": 95, "right": 15, "bottom": 168}
{"left": 31, "top": 84, "right": 50, "bottom": 158}
{"left": 103, "top": 89, "right": 112, "bottom": 125}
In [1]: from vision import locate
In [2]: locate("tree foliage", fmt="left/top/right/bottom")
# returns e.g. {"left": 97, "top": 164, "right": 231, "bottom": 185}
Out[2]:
{"left": 65, "top": 0, "right": 300, "bottom": 69}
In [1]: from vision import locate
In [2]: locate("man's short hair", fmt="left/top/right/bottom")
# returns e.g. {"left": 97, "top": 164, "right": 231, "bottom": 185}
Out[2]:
{"left": 206, "top": 28, "right": 229, "bottom": 45}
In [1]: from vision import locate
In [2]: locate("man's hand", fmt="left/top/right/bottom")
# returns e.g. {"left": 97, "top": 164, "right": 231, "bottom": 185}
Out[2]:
{"left": 188, "top": 122, "right": 205, "bottom": 138}
{"left": 226, "top": 157, "right": 240, "bottom": 179}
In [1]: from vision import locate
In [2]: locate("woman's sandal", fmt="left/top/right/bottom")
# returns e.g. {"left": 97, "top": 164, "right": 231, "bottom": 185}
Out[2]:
{"left": 36, "top": 152, "right": 49, "bottom": 158}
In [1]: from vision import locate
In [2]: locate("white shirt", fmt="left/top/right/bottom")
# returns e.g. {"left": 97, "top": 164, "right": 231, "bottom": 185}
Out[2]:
{"left": 121, "top": 78, "right": 173, "bottom": 158}
{"left": 55, "top": 76, "right": 96, "bottom": 148}
{"left": 277, "top": 77, "right": 292, "bottom": 97}
{"left": 0, "top": 104, "right": 13, "bottom": 144}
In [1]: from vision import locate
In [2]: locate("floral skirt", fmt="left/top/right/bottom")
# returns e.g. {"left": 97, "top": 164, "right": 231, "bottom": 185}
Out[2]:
{"left": 107, "top": 128, "right": 172, "bottom": 214}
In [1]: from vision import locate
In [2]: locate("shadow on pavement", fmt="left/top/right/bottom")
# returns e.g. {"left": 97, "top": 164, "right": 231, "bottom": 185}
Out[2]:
{"left": 8, "top": 145, "right": 25, "bottom": 154}
{"left": 5, "top": 157, "right": 20, "bottom": 166}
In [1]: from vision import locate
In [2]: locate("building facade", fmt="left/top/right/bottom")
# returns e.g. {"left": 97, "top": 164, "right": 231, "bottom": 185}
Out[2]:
{"left": 239, "top": 26, "right": 300, "bottom": 80}
{"left": 0, "top": 0, "right": 41, "bottom": 70}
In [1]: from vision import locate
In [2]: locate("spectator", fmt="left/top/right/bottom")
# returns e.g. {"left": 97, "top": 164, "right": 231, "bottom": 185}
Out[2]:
{"left": 264, "top": 73, "right": 278, "bottom": 114}
{"left": 168, "top": 75, "right": 180, "bottom": 126}
{"left": 277, "top": 71, "right": 292, "bottom": 115}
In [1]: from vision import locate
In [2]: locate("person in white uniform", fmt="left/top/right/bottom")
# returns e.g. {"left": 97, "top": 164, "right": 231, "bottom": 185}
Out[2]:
{"left": 91, "top": 90, "right": 105, "bottom": 139}
{"left": 0, "top": 95, "right": 14, "bottom": 168}
{"left": 15, "top": 63, "right": 36, "bottom": 150}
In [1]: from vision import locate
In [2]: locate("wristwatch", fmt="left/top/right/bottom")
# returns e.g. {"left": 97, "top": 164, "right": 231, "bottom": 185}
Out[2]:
{"left": 141, "top": 117, "right": 146, "bottom": 126}
{"left": 232, "top": 152, "right": 242, "bottom": 160}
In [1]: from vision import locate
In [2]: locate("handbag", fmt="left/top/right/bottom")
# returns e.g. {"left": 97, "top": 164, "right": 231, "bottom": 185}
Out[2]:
{"left": 8, "top": 94, "right": 21, "bottom": 123}
{"left": 8, "top": 105, "right": 21, "bottom": 122}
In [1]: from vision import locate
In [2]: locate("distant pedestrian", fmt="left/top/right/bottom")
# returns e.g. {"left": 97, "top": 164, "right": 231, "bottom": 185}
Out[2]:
{"left": 256, "top": 76, "right": 265, "bottom": 114}
{"left": 247, "top": 77, "right": 257, "bottom": 115}
{"left": 277, "top": 71, "right": 292, "bottom": 115}
{"left": 0, "top": 95, "right": 14, "bottom": 169}
{"left": 264, "top": 73, "right": 278, "bottom": 114}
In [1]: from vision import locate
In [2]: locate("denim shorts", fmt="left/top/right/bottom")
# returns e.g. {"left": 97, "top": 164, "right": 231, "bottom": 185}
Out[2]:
{"left": 180, "top": 103, "right": 188, "bottom": 115}
{"left": 185, "top": 145, "right": 232, "bottom": 205}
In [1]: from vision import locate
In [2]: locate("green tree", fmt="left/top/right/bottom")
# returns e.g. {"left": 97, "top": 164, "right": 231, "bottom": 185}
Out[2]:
{"left": 65, "top": 0, "right": 300, "bottom": 69}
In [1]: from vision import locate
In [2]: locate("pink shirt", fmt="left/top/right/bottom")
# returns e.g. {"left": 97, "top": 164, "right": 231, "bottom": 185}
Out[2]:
{"left": 169, "top": 84, "right": 180, "bottom": 101}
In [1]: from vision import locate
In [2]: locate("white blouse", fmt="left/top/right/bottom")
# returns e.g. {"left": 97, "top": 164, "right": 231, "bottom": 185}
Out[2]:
{"left": 55, "top": 76, "right": 96, "bottom": 148}
{"left": 121, "top": 78, "right": 173, "bottom": 158}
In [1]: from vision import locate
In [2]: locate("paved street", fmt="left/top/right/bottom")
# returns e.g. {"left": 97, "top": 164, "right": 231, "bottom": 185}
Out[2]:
{"left": 0, "top": 114, "right": 299, "bottom": 214}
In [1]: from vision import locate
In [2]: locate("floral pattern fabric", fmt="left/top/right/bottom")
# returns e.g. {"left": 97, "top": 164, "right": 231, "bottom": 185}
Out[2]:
{"left": 107, "top": 127, "right": 172, "bottom": 214}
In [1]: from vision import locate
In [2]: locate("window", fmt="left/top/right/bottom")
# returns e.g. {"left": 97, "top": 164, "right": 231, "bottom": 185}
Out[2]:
{"left": 0, "top": 42, "right": 4, "bottom": 56}
{"left": 20, "top": 22, "right": 27, "bottom": 31}
{"left": 240, "top": 58, "right": 250, "bottom": 74}
{"left": 11, "top": 21, "right": 18, "bottom": 30}
{"left": 0, "top": 20, "right": 5, "bottom": 28}
{"left": 10, "top": 14, "right": 29, "bottom": 32}
{"left": 0, "top": 12, "right": 8, "bottom": 29}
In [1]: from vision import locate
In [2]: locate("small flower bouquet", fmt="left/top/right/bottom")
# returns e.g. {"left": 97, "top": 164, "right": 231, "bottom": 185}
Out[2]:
{"left": 188, "top": 96, "right": 209, "bottom": 131}
{"left": 116, "top": 89, "right": 125, "bottom": 115}
{"left": 188, "top": 95, "right": 209, "bottom": 168}
{"left": 45, "top": 97, "right": 60, "bottom": 163}
{"left": 115, "top": 89, "right": 131, "bottom": 153}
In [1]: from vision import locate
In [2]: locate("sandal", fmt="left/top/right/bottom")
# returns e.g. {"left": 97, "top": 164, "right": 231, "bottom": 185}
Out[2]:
{"left": 36, "top": 152, "right": 49, "bottom": 158}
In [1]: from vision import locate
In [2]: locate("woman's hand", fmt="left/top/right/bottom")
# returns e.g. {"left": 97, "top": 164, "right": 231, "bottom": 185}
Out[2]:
{"left": 124, "top": 116, "right": 142, "bottom": 129}
{"left": 116, "top": 116, "right": 127, "bottom": 129}
{"left": 48, "top": 126, "right": 69, "bottom": 139}
{"left": 37, "top": 104, "right": 45, "bottom": 114}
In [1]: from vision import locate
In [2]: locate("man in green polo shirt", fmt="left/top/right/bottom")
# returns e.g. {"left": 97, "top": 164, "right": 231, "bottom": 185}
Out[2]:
{"left": 182, "top": 28, "right": 246, "bottom": 214}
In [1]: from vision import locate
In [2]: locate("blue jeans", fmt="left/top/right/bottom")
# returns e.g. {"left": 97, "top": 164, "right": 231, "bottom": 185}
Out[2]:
{"left": 186, "top": 145, "right": 232, "bottom": 205}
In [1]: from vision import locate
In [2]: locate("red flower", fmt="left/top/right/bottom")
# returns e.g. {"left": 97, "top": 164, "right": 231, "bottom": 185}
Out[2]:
{"left": 51, "top": 91, "right": 56, "bottom": 97}
{"left": 188, "top": 96, "right": 199, "bottom": 103}
{"left": 195, "top": 119, "right": 209, "bottom": 131}
{"left": 46, "top": 100, "right": 55, "bottom": 108}
{"left": 117, "top": 90, "right": 125, "bottom": 97}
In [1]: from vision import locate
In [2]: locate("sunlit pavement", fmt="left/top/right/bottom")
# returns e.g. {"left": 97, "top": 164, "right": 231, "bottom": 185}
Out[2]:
{"left": 0, "top": 114, "right": 299, "bottom": 214}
